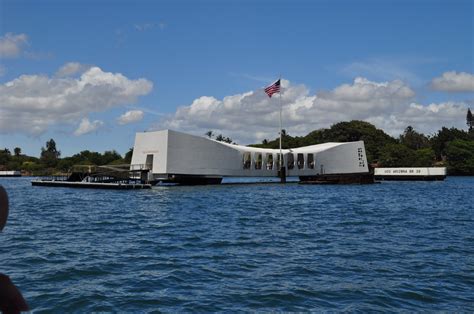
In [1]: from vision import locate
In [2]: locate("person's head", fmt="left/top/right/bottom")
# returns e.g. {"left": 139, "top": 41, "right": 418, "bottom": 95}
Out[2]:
{"left": 0, "top": 185, "right": 8, "bottom": 231}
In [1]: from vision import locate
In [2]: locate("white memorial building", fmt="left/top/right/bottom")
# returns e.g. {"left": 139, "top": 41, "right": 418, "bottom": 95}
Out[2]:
{"left": 131, "top": 130, "right": 370, "bottom": 184}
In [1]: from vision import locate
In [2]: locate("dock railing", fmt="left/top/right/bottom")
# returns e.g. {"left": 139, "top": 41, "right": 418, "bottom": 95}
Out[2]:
{"left": 130, "top": 164, "right": 150, "bottom": 171}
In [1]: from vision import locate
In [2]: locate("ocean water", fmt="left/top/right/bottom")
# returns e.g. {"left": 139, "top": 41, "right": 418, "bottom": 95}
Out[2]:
{"left": 0, "top": 177, "right": 473, "bottom": 312}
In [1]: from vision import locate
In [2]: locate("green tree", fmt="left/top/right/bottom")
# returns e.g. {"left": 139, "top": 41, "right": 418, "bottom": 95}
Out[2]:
{"left": 21, "top": 161, "right": 42, "bottom": 174}
{"left": 467, "top": 108, "right": 473, "bottom": 132}
{"left": 412, "top": 148, "right": 435, "bottom": 167}
{"left": 40, "top": 139, "right": 61, "bottom": 168}
{"left": 124, "top": 148, "right": 133, "bottom": 164}
{"left": 205, "top": 130, "right": 214, "bottom": 138}
{"left": 251, "top": 120, "right": 398, "bottom": 163}
{"left": 430, "top": 127, "right": 471, "bottom": 160}
{"left": 309, "top": 121, "right": 397, "bottom": 162}
{"left": 0, "top": 149, "right": 12, "bottom": 167}
{"left": 56, "top": 158, "right": 76, "bottom": 172}
{"left": 216, "top": 134, "right": 233, "bottom": 143}
{"left": 14, "top": 147, "right": 21, "bottom": 157}
{"left": 378, "top": 143, "right": 416, "bottom": 167}
{"left": 445, "top": 140, "right": 474, "bottom": 175}
{"left": 399, "top": 126, "right": 429, "bottom": 150}
{"left": 101, "top": 150, "right": 122, "bottom": 165}
{"left": 7, "top": 160, "right": 21, "bottom": 171}
{"left": 71, "top": 150, "right": 101, "bottom": 165}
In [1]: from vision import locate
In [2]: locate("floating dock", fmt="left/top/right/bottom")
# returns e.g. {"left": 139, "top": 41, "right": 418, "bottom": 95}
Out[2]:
{"left": 32, "top": 165, "right": 152, "bottom": 189}
{"left": 31, "top": 180, "right": 151, "bottom": 189}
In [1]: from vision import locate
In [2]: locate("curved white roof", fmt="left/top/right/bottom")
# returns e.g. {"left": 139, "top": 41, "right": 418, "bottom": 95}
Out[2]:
{"left": 216, "top": 139, "right": 346, "bottom": 154}
{"left": 131, "top": 129, "right": 369, "bottom": 178}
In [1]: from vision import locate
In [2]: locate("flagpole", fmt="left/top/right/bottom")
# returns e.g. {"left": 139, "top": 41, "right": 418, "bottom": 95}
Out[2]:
{"left": 278, "top": 75, "right": 285, "bottom": 183}
{"left": 264, "top": 77, "right": 285, "bottom": 183}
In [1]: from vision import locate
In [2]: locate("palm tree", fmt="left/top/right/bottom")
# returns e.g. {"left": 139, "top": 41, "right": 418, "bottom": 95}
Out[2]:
{"left": 205, "top": 130, "right": 214, "bottom": 138}
{"left": 13, "top": 147, "right": 21, "bottom": 157}
{"left": 467, "top": 108, "right": 473, "bottom": 132}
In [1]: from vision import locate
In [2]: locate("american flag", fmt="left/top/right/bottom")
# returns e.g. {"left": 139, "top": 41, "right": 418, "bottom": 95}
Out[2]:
{"left": 264, "top": 79, "right": 281, "bottom": 98}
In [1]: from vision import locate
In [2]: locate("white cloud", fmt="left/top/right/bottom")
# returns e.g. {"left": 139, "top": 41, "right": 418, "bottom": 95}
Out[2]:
{"left": 134, "top": 23, "right": 155, "bottom": 31}
{"left": 0, "top": 33, "right": 28, "bottom": 57}
{"left": 23, "top": 51, "right": 53, "bottom": 60}
{"left": 0, "top": 65, "right": 153, "bottom": 135}
{"left": 341, "top": 59, "right": 419, "bottom": 84}
{"left": 155, "top": 77, "right": 467, "bottom": 144}
{"left": 117, "top": 110, "right": 144, "bottom": 125}
{"left": 134, "top": 22, "right": 166, "bottom": 31}
{"left": 74, "top": 118, "right": 104, "bottom": 136}
{"left": 55, "top": 62, "right": 92, "bottom": 77}
{"left": 431, "top": 71, "right": 474, "bottom": 92}
{"left": 339, "top": 57, "right": 440, "bottom": 85}
{"left": 365, "top": 101, "right": 467, "bottom": 136}
{"left": 228, "top": 72, "right": 273, "bottom": 83}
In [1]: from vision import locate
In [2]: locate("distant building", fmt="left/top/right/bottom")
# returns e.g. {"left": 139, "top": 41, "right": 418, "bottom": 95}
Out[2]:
{"left": 131, "top": 130, "right": 369, "bottom": 184}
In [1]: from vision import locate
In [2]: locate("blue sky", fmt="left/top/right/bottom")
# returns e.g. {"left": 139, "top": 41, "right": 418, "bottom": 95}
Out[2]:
{"left": 1, "top": 0, "right": 473, "bottom": 157}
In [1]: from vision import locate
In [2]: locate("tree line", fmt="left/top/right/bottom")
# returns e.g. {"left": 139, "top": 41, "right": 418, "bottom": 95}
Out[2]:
{"left": 1, "top": 109, "right": 473, "bottom": 175}
{"left": 251, "top": 117, "right": 474, "bottom": 175}
{"left": 0, "top": 139, "right": 133, "bottom": 175}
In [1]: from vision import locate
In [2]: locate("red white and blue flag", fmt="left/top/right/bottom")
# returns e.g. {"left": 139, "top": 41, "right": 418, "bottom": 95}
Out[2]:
{"left": 264, "top": 79, "right": 281, "bottom": 98}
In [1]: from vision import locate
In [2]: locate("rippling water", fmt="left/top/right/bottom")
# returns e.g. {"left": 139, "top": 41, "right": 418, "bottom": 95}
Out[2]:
{"left": 1, "top": 177, "right": 473, "bottom": 312}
